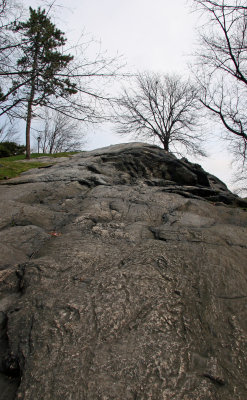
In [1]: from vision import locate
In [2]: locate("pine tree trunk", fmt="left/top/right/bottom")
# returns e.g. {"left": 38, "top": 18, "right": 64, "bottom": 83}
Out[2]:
{"left": 25, "top": 61, "right": 37, "bottom": 160}
{"left": 25, "top": 97, "right": 33, "bottom": 160}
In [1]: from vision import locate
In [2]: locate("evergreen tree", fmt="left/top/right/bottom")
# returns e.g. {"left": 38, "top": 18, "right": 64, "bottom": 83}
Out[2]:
{"left": 13, "top": 7, "right": 76, "bottom": 158}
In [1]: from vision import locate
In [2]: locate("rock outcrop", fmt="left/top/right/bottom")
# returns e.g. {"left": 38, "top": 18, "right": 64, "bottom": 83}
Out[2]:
{"left": 0, "top": 143, "right": 246, "bottom": 400}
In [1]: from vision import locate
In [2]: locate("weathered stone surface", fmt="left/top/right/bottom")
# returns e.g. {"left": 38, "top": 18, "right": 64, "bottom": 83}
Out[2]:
{"left": 0, "top": 142, "right": 246, "bottom": 400}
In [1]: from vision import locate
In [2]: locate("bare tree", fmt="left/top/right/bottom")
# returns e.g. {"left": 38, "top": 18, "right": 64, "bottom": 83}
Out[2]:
{"left": 0, "top": 0, "right": 21, "bottom": 146}
{"left": 232, "top": 171, "right": 247, "bottom": 196}
{"left": 229, "top": 135, "right": 247, "bottom": 195}
{"left": 34, "top": 109, "right": 86, "bottom": 154}
{"left": 0, "top": 119, "right": 18, "bottom": 142}
{"left": 115, "top": 72, "right": 205, "bottom": 156}
{"left": 0, "top": 0, "right": 22, "bottom": 97}
{"left": 192, "top": 0, "right": 247, "bottom": 165}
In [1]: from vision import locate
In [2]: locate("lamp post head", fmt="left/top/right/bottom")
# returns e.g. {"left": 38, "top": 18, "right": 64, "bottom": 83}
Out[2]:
{"left": 37, "top": 136, "right": 41, "bottom": 154}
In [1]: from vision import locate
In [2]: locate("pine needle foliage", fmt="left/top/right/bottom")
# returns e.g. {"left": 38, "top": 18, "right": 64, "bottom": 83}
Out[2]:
{"left": 13, "top": 7, "right": 76, "bottom": 158}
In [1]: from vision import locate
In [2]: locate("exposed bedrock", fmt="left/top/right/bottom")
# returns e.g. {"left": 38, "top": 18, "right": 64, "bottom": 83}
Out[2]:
{"left": 0, "top": 143, "right": 246, "bottom": 400}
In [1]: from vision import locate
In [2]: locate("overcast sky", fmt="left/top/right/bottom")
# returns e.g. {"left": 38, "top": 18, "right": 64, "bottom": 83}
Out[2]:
{"left": 29, "top": 0, "right": 235, "bottom": 190}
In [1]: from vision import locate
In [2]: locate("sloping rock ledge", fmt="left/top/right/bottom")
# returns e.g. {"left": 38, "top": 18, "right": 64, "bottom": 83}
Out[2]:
{"left": 0, "top": 142, "right": 246, "bottom": 400}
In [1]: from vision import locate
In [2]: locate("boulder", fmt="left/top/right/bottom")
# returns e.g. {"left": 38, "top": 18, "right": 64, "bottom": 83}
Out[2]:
{"left": 0, "top": 143, "right": 246, "bottom": 400}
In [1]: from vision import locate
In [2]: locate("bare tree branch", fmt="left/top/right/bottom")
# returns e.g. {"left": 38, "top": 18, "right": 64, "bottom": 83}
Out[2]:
{"left": 192, "top": 0, "right": 247, "bottom": 166}
{"left": 0, "top": 118, "right": 19, "bottom": 142}
{"left": 114, "top": 72, "right": 206, "bottom": 157}
{"left": 33, "top": 109, "right": 86, "bottom": 153}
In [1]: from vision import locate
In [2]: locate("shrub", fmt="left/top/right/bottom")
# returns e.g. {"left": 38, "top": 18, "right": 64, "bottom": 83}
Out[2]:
{"left": 0, "top": 142, "right": 26, "bottom": 158}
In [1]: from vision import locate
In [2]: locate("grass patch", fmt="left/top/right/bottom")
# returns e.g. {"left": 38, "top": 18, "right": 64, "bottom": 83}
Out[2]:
{"left": 0, "top": 151, "right": 78, "bottom": 162}
{"left": 0, "top": 160, "right": 49, "bottom": 180}
{"left": 0, "top": 151, "right": 78, "bottom": 180}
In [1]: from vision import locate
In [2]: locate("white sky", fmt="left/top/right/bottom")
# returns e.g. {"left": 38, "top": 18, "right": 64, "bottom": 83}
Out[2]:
{"left": 55, "top": 0, "right": 196, "bottom": 75}
{"left": 28, "top": 0, "right": 235, "bottom": 190}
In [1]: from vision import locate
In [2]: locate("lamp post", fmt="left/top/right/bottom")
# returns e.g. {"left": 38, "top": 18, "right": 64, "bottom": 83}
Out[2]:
{"left": 37, "top": 136, "right": 41, "bottom": 154}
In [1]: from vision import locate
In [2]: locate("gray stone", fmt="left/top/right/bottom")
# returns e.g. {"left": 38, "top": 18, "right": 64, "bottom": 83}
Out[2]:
{"left": 0, "top": 143, "right": 246, "bottom": 399}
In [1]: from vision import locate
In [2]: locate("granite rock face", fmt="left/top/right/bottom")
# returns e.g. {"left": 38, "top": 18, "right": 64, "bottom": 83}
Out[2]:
{"left": 0, "top": 142, "right": 247, "bottom": 400}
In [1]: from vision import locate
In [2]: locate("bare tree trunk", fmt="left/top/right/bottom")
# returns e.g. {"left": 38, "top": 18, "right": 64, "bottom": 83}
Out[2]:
{"left": 163, "top": 141, "right": 169, "bottom": 151}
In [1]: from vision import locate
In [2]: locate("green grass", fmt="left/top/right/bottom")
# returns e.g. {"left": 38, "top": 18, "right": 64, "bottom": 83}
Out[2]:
{"left": 1, "top": 151, "right": 78, "bottom": 162}
{"left": 0, "top": 151, "right": 78, "bottom": 180}
{"left": 0, "top": 160, "right": 49, "bottom": 180}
